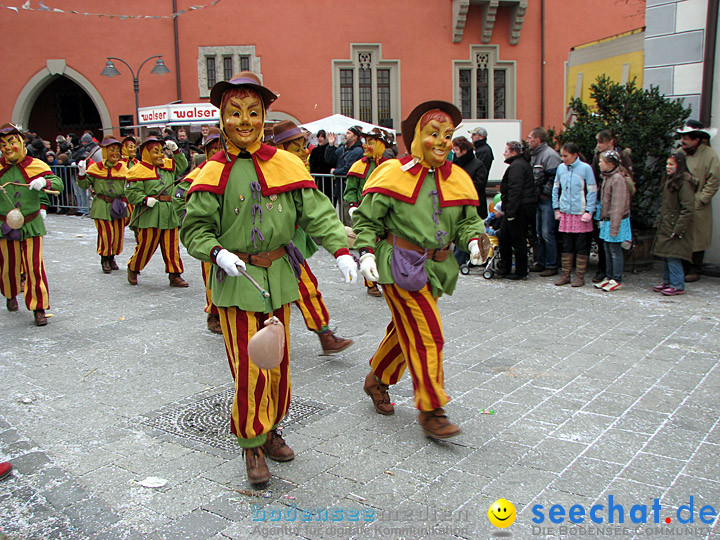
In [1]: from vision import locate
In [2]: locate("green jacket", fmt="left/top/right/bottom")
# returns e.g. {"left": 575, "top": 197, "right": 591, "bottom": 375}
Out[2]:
{"left": 684, "top": 144, "right": 720, "bottom": 251}
{"left": 77, "top": 161, "right": 128, "bottom": 221}
{"left": 652, "top": 172, "right": 696, "bottom": 262}
{"left": 181, "top": 151, "right": 348, "bottom": 313}
{"left": 125, "top": 152, "right": 188, "bottom": 230}
{"left": 0, "top": 156, "right": 64, "bottom": 240}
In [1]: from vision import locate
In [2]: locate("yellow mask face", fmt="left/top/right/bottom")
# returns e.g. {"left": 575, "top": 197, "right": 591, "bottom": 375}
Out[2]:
{"left": 364, "top": 138, "right": 386, "bottom": 161}
{"left": 102, "top": 144, "right": 122, "bottom": 166}
{"left": 142, "top": 143, "right": 165, "bottom": 167}
{"left": 122, "top": 140, "right": 137, "bottom": 159}
{"left": 412, "top": 114, "right": 454, "bottom": 169}
{"left": 0, "top": 134, "right": 27, "bottom": 164}
{"left": 283, "top": 138, "right": 309, "bottom": 165}
{"left": 204, "top": 140, "right": 220, "bottom": 159}
{"left": 222, "top": 92, "right": 264, "bottom": 149}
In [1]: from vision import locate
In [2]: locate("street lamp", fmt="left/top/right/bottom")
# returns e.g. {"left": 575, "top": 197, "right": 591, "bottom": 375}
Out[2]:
{"left": 101, "top": 55, "right": 171, "bottom": 128}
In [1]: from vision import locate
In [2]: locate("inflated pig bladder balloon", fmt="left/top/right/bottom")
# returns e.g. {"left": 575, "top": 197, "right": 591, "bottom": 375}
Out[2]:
{"left": 248, "top": 316, "right": 285, "bottom": 370}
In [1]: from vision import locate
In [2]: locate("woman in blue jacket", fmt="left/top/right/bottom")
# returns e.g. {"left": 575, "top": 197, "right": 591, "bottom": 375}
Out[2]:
{"left": 552, "top": 142, "right": 597, "bottom": 287}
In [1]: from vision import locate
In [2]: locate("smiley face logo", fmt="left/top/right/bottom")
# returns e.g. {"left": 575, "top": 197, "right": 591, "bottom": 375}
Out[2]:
{"left": 488, "top": 498, "right": 516, "bottom": 528}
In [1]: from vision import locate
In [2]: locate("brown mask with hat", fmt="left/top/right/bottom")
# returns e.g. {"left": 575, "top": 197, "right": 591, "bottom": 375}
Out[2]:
{"left": 272, "top": 119, "right": 308, "bottom": 164}
{"left": 401, "top": 100, "right": 462, "bottom": 169}
{"left": 0, "top": 123, "right": 27, "bottom": 164}
{"left": 121, "top": 135, "right": 138, "bottom": 160}
{"left": 202, "top": 127, "right": 222, "bottom": 159}
{"left": 362, "top": 127, "right": 392, "bottom": 160}
{"left": 100, "top": 135, "right": 122, "bottom": 166}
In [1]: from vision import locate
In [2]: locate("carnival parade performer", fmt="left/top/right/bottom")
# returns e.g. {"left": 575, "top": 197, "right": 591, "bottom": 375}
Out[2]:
{"left": 121, "top": 135, "right": 139, "bottom": 228}
{"left": 0, "top": 123, "right": 64, "bottom": 326}
{"left": 353, "top": 101, "right": 489, "bottom": 439}
{"left": 125, "top": 135, "right": 189, "bottom": 287}
{"left": 77, "top": 136, "right": 129, "bottom": 274}
{"left": 272, "top": 120, "right": 354, "bottom": 355}
{"left": 176, "top": 127, "right": 223, "bottom": 334}
{"left": 180, "top": 72, "right": 357, "bottom": 485}
{"left": 345, "top": 127, "right": 392, "bottom": 298}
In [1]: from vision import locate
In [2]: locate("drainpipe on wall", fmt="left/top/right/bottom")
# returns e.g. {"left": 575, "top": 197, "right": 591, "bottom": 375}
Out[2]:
{"left": 700, "top": 0, "right": 718, "bottom": 126}
{"left": 540, "top": 0, "right": 546, "bottom": 127}
{"left": 173, "top": 0, "right": 182, "bottom": 101}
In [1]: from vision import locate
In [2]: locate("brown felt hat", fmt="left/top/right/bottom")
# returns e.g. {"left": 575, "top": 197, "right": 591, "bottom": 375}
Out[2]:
{"left": 401, "top": 100, "right": 462, "bottom": 153}
{"left": 202, "top": 127, "right": 222, "bottom": 148}
{"left": 272, "top": 120, "right": 306, "bottom": 146}
{"left": 209, "top": 71, "right": 278, "bottom": 110}
{"left": 362, "top": 127, "right": 393, "bottom": 147}
{"left": 100, "top": 136, "right": 121, "bottom": 147}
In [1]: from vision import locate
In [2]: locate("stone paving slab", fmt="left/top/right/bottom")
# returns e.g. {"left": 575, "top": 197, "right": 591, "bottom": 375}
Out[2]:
{"left": 1, "top": 214, "right": 719, "bottom": 539}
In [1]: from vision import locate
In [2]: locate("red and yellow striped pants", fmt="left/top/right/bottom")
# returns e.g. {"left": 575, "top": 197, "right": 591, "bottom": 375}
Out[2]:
{"left": 127, "top": 227, "right": 184, "bottom": 274}
{"left": 201, "top": 261, "right": 218, "bottom": 315}
{"left": 0, "top": 236, "right": 49, "bottom": 311}
{"left": 369, "top": 283, "right": 449, "bottom": 412}
{"left": 294, "top": 261, "right": 329, "bottom": 333}
{"left": 218, "top": 304, "right": 291, "bottom": 448}
{"left": 94, "top": 218, "right": 125, "bottom": 256}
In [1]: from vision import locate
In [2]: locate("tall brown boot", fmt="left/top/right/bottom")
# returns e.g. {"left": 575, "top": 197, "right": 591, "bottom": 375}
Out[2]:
{"left": 571, "top": 254, "right": 589, "bottom": 287}
{"left": 101, "top": 256, "right": 111, "bottom": 274}
{"left": 554, "top": 253, "right": 574, "bottom": 286}
{"left": 418, "top": 408, "right": 461, "bottom": 439}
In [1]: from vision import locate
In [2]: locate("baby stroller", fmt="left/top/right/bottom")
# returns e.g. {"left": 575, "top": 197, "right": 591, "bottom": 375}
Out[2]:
{"left": 480, "top": 231, "right": 501, "bottom": 279}
{"left": 459, "top": 201, "right": 503, "bottom": 278}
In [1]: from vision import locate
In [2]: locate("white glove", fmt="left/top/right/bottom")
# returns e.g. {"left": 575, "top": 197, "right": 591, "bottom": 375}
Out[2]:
{"left": 469, "top": 238, "right": 488, "bottom": 266}
{"left": 359, "top": 252, "right": 379, "bottom": 282}
{"left": 77, "top": 160, "right": 87, "bottom": 176}
{"left": 348, "top": 206, "right": 357, "bottom": 218}
{"left": 165, "top": 140, "right": 178, "bottom": 153}
{"left": 29, "top": 178, "right": 47, "bottom": 191}
{"left": 336, "top": 254, "right": 358, "bottom": 284}
{"left": 216, "top": 248, "right": 245, "bottom": 277}
{"left": 40, "top": 209, "right": 47, "bottom": 221}
{"left": 145, "top": 197, "right": 158, "bottom": 208}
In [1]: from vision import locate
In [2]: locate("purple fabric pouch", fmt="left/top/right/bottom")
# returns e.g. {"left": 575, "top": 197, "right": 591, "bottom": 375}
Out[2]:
{"left": 110, "top": 198, "right": 127, "bottom": 220}
{"left": 1, "top": 222, "right": 21, "bottom": 241}
{"left": 286, "top": 241, "right": 305, "bottom": 280}
{"left": 390, "top": 236, "right": 427, "bottom": 291}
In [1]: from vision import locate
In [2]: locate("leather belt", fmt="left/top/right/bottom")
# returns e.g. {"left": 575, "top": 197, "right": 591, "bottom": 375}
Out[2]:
{"left": 232, "top": 246, "right": 287, "bottom": 268}
{"left": 386, "top": 232, "right": 451, "bottom": 262}
{"left": 94, "top": 193, "right": 121, "bottom": 203}
{"left": 0, "top": 209, "right": 41, "bottom": 224}
{"left": 156, "top": 195, "right": 172, "bottom": 202}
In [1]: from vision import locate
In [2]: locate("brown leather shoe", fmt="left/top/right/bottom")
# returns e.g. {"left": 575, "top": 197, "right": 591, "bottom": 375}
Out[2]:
{"left": 318, "top": 330, "right": 353, "bottom": 355}
{"left": 418, "top": 408, "right": 461, "bottom": 440}
{"left": 366, "top": 284, "right": 383, "bottom": 297}
{"left": 127, "top": 268, "right": 139, "bottom": 285}
{"left": 6, "top": 297, "right": 18, "bottom": 312}
{"left": 363, "top": 371, "right": 394, "bottom": 415}
{"left": 101, "top": 256, "right": 111, "bottom": 274}
{"left": 243, "top": 446, "right": 271, "bottom": 485}
{"left": 207, "top": 313, "right": 222, "bottom": 334}
{"left": 169, "top": 273, "right": 189, "bottom": 287}
{"left": 109, "top": 256, "right": 119, "bottom": 271}
{"left": 34, "top": 309, "right": 48, "bottom": 327}
{"left": 261, "top": 429, "right": 295, "bottom": 462}
{"left": 684, "top": 273, "right": 700, "bottom": 282}
{"left": 539, "top": 267, "right": 558, "bottom": 277}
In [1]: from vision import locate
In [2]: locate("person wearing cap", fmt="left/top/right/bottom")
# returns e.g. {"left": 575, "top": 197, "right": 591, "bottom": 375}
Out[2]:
{"left": 345, "top": 127, "right": 392, "bottom": 297}
{"left": 125, "top": 134, "right": 189, "bottom": 287}
{"left": 353, "top": 101, "right": 489, "bottom": 440}
{"left": 0, "top": 123, "right": 64, "bottom": 326}
{"left": 272, "top": 119, "right": 354, "bottom": 354}
{"left": 677, "top": 120, "right": 720, "bottom": 282}
{"left": 324, "top": 125, "right": 364, "bottom": 207}
{"left": 77, "top": 136, "right": 130, "bottom": 274}
{"left": 180, "top": 72, "right": 357, "bottom": 485}
{"left": 469, "top": 126, "right": 494, "bottom": 173}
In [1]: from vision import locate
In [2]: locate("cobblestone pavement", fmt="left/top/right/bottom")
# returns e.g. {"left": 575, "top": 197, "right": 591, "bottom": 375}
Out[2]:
{"left": 1, "top": 214, "right": 719, "bottom": 540}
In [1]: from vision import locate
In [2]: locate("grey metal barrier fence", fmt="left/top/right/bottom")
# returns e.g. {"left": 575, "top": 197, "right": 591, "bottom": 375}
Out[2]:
{"left": 311, "top": 173, "right": 349, "bottom": 224}
{"left": 46, "top": 164, "right": 90, "bottom": 215}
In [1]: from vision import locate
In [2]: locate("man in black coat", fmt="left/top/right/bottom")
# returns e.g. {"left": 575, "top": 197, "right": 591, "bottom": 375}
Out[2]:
{"left": 452, "top": 136, "right": 488, "bottom": 218}
{"left": 498, "top": 141, "right": 537, "bottom": 279}
{"left": 470, "top": 126, "right": 494, "bottom": 175}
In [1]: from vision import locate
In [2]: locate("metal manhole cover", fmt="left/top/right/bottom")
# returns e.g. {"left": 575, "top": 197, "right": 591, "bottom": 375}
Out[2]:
{"left": 141, "top": 386, "right": 330, "bottom": 453}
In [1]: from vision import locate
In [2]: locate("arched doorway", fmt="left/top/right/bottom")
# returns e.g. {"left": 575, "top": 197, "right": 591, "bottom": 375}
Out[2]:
{"left": 28, "top": 76, "right": 101, "bottom": 141}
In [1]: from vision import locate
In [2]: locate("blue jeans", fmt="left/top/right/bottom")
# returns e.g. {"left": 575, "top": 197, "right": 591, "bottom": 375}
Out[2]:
{"left": 536, "top": 198, "right": 556, "bottom": 268}
{"left": 662, "top": 258, "right": 684, "bottom": 290}
{"left": 604, "top": 241, "right": 624, "bottom": 281}
{"left": 72, "top": 179, "right": 90, "bottom": 215}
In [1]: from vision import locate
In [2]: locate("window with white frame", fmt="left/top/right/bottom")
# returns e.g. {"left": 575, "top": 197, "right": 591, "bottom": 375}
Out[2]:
{"left": 454, "top": 45, "right": 515, "bottom": 119}
{"left": 197, "top": 46, "right": 261, "bottom": 98}
{"left": 333, "top": 44, "right": 399, "bottom": 129}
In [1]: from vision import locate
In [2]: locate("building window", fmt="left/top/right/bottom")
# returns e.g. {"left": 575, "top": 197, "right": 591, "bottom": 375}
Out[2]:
{"left": 223, "top": 56, "right": 233, "bottom": 80}
{"left": 197, "top": 46, "right": 261, "bottom": 98}
{"left": 454, "top": 45, "right": 515, "bottom": 119}
{"left": 333, "top": 44, "right": 400, "bottom": 128}
{"left": 206, "top": 57, "right": 216, "bottom": 90}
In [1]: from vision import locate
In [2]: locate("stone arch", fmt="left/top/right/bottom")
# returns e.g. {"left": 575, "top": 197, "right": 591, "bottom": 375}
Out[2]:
{"left": 11, "top": 59, "right": 111, "bottom": 132}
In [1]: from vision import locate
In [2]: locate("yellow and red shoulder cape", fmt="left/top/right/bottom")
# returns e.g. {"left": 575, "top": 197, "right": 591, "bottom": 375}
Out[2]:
{"left": 125, "top": 158, "right": 175, "bottom": 182}
{"left": 347, "top": 156, "right": 387, "bottom": 179}
{"left": 0, "top": 155, "right": 54, "bottom": 182}
{"left": 188, "top": 143, "right": 316, "bottom": 197}
{"left": 86, "top": 161, "right": 129, "bottom": 179}
{"left": 362, "top": 155, "right": 478, "bottom": 207}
